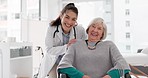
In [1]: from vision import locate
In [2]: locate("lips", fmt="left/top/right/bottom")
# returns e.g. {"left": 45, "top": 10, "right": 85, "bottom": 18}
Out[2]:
{"left": 91, "top": 32, "right": 99, "bottom": 37}
{"left": 64, "top": 23, "right": 72, "bottom": 28}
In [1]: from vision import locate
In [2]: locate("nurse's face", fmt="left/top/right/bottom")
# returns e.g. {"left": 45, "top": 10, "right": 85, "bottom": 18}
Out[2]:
{"left": 60, "top": 10, "right": 77, "bottom": 34}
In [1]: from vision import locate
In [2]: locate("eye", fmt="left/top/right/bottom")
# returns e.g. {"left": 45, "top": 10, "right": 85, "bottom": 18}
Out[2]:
{"left": 72, "top": 18, "right": 76, "bottom": 22}
{"left": 98, "top": 27, "right": 101, "bottom": 30}
{"left": 91, "top": 24, "right": 95, "bottom": 28}
{"left": 98, "top": 27, "right": 103, "bottom": 30}
{"left": 65, "top": 16, "right": 69, "bottom": 19}
{"left": 63, "top": 14, "right": 70, "bottom": 19}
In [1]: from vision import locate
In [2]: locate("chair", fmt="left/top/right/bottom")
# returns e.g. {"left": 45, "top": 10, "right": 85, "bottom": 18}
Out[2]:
{"left": 58, "top": 72, "right": 131, "bottom": 78}
{"left": 129, "top": 64, "right": 148, "bottom": 78}
{"left": 58, "top": 73, "right": 69, "bottom": 78}
{"left": 123, "top": 47, "right": 148, "bottom": 78}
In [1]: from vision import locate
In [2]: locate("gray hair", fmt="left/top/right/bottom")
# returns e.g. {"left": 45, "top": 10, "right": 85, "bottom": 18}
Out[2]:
{"left": 86, "top": 17, "right": 107, "bottom": 41}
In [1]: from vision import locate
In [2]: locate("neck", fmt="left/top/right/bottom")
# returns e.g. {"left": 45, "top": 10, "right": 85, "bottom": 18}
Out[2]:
{"left": 88, "top": 39, "right": 100, "bottom": 42}
{"left": 61, "top": 25, "right": 70, "bottom": 34}
{"left": 85, "top": 39, "right": 100, "bottom": 50}
{"left": 62, "top": 28, "right": 70, "bottom": 34}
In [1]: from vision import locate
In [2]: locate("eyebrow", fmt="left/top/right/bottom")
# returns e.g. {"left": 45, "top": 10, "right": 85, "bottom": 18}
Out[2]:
{"left": 65, "top": 14, "right": 70, "bottom": 17}
{"left": 65, "top": 14, "right": 77, "bottom": 20}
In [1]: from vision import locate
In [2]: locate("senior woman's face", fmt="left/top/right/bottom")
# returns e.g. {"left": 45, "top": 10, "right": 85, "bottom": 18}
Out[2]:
{"left": 88, "top": 23, "right": 104, "bottom": 42}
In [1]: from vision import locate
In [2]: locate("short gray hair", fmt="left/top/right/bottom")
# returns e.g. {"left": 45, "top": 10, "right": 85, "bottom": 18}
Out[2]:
{"left": 86, "top": 17, "right": 107, "bottom": 41}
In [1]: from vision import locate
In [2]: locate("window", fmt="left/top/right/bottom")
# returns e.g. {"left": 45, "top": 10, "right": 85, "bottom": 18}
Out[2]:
{"left": 105, "top": 11, "right": 111, "bottom": 14}
{"left": 126, "top": 32, "right": 130, "bottom": 38}
{"left": 126, "top": 45, "right": 131, "bottom": 50}
{"left": 108, "top": 33, "right": 111, "bottom": 35}
{"left": 75, "top": 1, "right": 106, "bottom": 29}
{"left": 125, "top": 9, "right": 130, "bottom": 16}
{"left": 125, "top": 20, "right": 130, "bottom": 27}
{"left": 0, "top": 28, "right": 7, "bottom": 42}
{"left": 106, "top": 0, "right": 111, "bottom": 5}
{"left": 15, "top": 13, "right": 20, "bottom": 19}
{"left": 125, "top": 0, "right": 130, "bottom": 4}
{"left": 0, "top": 15, "right": 7, "bottom": 20}
{"left": 27, "top": 0, "right": 39, "bottom": 20}
{"left": 62, "top": 0, "right": 112, "bottom": 40}
{"left": 0, "top": 0, "right": 6, "bottom": 4}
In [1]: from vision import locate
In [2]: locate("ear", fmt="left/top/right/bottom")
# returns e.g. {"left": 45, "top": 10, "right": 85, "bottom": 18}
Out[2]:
{"left": 74, "top": 21, "right": 78, "bottom": 26}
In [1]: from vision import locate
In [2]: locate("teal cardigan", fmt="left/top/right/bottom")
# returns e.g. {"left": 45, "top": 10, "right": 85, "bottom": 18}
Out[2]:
{"left": 58, "top": 67, "right": 130, "bottom": 78}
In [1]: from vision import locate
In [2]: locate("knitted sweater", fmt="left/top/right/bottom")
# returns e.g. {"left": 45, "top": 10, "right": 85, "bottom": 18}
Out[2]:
{"left": 58, "top": 40, "right": 130, "bottom": 78}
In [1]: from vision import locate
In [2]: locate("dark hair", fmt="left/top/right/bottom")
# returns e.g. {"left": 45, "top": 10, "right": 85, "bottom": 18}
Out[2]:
{"left": 50, "top": 3, "right": 78, "bottom": 26}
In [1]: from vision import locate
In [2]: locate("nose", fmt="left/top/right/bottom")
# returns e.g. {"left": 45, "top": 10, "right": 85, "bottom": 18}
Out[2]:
{"left": 93, "top": 27, "right": 98, "bottom": 32}
{"left": 67, "top": 19, "right": 74, "bottom": 26}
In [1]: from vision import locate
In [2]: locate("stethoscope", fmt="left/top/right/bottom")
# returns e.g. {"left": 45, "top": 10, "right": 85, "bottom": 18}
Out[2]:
{"left": 53, "top": 25, "right": 76, "bottom": 39}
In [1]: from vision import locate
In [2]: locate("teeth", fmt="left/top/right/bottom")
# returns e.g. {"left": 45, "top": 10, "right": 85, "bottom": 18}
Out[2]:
{"left": 91, "top": 32, "right": 98, "bottom": 36}
{"left": 65, "top": 23, "right": 70, "bottom": 27}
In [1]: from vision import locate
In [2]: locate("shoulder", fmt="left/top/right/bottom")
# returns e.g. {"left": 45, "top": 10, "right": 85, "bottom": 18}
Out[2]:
{"left": 76, "top": 39, "right": 84, "bottom": 44}
{"left": 101, "top": 40, "right": 115, "bottom": 46}
{"left": 74, "top": 24, "right": 85, "bottom": 31}
{"left": 47, "top": 24, "right": 57, "bottom": 32}
{"left": 71, "top": 39, "right": 85, "bottom": 47}
{"left": 48, "top": 24, "right": 56, "bottom": 29}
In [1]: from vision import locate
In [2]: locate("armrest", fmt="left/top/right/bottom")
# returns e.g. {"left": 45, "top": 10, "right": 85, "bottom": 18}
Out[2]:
{"left": 58, "top": 73, "right": 69, "bottom": 78}
{"left": 125, "top": 73, "right": 131, "bottom": 78}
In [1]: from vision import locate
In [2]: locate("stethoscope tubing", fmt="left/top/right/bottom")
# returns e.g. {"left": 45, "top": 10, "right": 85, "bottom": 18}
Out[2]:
{"left": 53, "top": 25, "right": 76, "bottom": 39}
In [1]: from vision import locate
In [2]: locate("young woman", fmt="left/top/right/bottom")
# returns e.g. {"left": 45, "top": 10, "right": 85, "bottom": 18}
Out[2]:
{"left": 38, "top": 3, "right": 87, "bottom": 78}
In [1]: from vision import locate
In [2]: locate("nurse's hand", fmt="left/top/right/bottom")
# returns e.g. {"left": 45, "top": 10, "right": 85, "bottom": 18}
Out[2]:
{"left": 82, "top": 75, "right": 91, "bottom": 78}
{"left": 67, "top": 39, "right": 77, "bottom": 47}
{"left": 102, "top": 75, "right": 111, "bottom": 78}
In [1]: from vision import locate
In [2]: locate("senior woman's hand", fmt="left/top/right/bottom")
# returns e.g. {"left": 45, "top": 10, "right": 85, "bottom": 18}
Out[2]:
{"left": 102, "top": 75, "right": 111, "bottom": 78}
{"left": 82, "top": 75, "right": 91, "bottom": 78}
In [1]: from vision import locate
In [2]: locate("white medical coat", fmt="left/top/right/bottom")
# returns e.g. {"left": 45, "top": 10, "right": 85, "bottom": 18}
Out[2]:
{"left": 38, "top": 24, "right": 87, "bottom": 78}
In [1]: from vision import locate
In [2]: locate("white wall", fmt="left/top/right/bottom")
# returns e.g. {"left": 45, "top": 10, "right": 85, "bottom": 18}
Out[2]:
{"left": 27, "top": 20, "right": 48, "bottom": 70}
{"left": 114, "top": 0, "right": 127, "bottom": 52}
{"left": 7, "top": 0, "right": 21, "bottom": 42}
{"left": 130, "top": 0, "right": 148, "bottom": 50}
{"left": 0, "top": 50, "right": 2, "bottom": 78}
{"left": 21, "top": 0, "right": 60, "bottom": 70}
{"left": 114, "top": 0, "right": 148, "bottom": 53}
{"left": 42, "top": 0, "right": 60, "bottom": 20}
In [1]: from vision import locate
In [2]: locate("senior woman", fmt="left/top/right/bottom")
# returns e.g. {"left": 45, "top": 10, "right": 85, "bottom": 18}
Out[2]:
{"left": 57, "top": 17, "right": 131, "bottom": 78}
